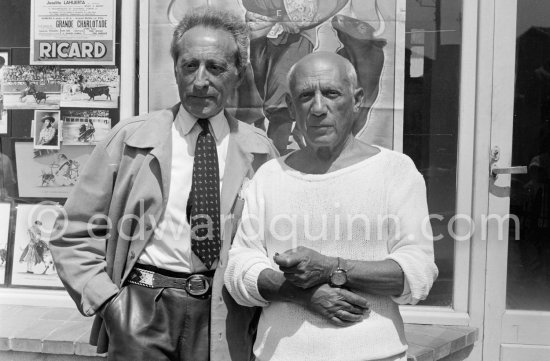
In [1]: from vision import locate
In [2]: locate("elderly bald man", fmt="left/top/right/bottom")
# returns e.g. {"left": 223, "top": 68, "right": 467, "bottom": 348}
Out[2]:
{"left": 225, "top": 52, "right": 438, "bottom": 361}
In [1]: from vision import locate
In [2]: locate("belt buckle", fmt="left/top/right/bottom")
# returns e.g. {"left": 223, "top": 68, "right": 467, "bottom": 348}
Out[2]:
{"left": 185, "top": 274, "right": 211, "bottom": 296}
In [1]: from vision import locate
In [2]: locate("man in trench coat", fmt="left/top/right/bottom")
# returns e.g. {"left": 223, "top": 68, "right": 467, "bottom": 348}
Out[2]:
{"left": 50, "top": 8, "right": 277, "bottom": 361}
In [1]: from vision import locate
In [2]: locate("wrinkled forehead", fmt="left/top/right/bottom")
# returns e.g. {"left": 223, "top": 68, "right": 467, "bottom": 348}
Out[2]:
{"left": 177, "top": 26, "right": 238, "bottom": 58}
{"left": 291, "top": 64, "right": 351, "bottom": 93}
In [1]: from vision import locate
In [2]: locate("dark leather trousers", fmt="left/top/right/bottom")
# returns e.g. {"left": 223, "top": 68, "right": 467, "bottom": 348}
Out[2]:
{"left": 103, "top": 283, "right": 210, "bottom": 361}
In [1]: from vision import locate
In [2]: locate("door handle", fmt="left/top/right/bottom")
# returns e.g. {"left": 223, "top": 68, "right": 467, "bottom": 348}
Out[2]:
{"left": 491, "top": 165, "right": 527, "bottom": 178}
{"left": 489, "top": 147, "right": 528, "bottom": 179}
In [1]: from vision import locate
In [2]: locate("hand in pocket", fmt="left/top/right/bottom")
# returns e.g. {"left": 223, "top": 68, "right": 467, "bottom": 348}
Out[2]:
{"left": 100, "top": 286, "right": 127, "bottom": 336}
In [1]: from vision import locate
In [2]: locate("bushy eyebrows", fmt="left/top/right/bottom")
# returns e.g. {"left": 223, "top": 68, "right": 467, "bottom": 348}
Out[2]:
{"left": 295, "top": 82, "right": 346, "bottom": 94}
{"left": 178, "top": 54, "right": 229, "bottom": 65}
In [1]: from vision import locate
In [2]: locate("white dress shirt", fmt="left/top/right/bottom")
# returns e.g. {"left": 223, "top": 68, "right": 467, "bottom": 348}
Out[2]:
{"left": 138, "top": 105, "right": 229, "bottom": 273}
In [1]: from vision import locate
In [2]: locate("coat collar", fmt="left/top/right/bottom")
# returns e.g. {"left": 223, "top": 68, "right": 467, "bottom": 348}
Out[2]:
{"left": 124, "top": 104, "right": 180, "bottom": 150}
{"left": 124, "top": 103, "right": 269, "bottom": 154}
{"left": 176, "top": 105, "right": 229, "bottom": 142}
{"left": 123, "top": 103, "right": 272, "bottom": 215}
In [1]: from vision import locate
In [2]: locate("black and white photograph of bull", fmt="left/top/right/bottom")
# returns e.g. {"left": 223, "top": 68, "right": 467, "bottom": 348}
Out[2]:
{"left": 60, "top": 68, "right": 119, "bottom": 109}
{"left": 33, "top": 91, "right": 48, "bottom": 104}
{"left": 0, "top": 65, "right": 61, "bottom": 110}
{"left": 82, "top": 86, "right": 112, "bottom": 101}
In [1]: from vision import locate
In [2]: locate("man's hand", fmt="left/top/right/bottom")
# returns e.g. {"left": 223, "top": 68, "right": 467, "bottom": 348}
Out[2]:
{"left": 274, "top": 246, "right": 338, "bottom": 289}
{"left": 299, "top": 284, "right": 370, "bottom": 326}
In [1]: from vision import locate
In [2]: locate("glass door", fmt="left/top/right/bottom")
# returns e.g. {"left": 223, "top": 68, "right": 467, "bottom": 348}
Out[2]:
{"left": 485, "top": 0, "right": 550, "bottom": 359}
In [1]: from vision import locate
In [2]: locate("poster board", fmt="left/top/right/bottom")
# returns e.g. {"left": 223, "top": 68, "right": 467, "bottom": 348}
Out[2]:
{"left": 140, "top": 0, "right": 406, "bottom": 150}
{"left": 33, "top": 110, "right": 61, "bottom": 150}
{"left": 30, "top": 0, "right": 116, "bottom": 65}
{"left": 14, "top": 141, "right": 94, "bottom": 199}
{"left": 1, "top": 66, "right": 61, "bottom": 110}
{"left": 11, "top": 203, "right": 63, "bottom": 288}
{"left": 60, "top": 109, "right": 112, "bottom": 145}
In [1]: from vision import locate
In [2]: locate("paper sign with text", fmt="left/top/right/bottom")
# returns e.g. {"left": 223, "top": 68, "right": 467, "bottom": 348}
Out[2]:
{"left": 30, "top": 0, "right": 116, "bottom": 65}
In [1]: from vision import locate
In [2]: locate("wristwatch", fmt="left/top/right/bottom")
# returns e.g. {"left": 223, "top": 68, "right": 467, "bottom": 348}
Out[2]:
{"left": 329, "top": 257, "right": 348, "bottom": 287}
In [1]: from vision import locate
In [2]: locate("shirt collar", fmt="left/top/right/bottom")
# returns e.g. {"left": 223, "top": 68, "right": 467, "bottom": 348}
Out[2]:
{"left": 176, "top": 105, "right": 229, "bottom": 142}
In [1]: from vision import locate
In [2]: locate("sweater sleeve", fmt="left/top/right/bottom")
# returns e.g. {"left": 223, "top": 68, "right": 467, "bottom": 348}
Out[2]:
{"left": 385, "top": 156, "right": 438, "bottom": 305}
{"left": 225, "top": 176, "right": 273, "bottom": 307}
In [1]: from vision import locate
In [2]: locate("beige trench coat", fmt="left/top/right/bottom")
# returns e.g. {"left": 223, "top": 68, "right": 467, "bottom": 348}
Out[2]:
{"left": 50, "top": 104, "right": 278, "bottom": 360}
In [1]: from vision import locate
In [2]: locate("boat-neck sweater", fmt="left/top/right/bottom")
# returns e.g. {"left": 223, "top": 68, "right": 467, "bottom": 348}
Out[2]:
{"left": 225, "top": 147, "right": 438, "bottom": 361}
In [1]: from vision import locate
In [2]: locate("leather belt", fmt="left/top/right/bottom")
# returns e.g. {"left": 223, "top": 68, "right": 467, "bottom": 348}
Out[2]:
{"left": 127, "top": 265, "right": 214, "bottom": 297}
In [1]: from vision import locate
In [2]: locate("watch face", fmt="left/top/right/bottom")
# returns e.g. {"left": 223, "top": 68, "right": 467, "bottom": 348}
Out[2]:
{"left": 330, "top": 270, "right": 347, "bottom": 286}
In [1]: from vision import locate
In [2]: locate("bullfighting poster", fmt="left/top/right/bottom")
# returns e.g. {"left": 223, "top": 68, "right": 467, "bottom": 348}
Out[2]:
{"left": 15, "top": 141, "right": 94, "bottom": 198}
{"left": 30, "top": 0, "right": 116, "bottom": 65}
{"left": 1, "top": 66, "right": 61, "bottom": 110}
{"left": 0, "top": 203, "right": 11, "bottom": 286}
{"left": 144, "top": 0, "right": 405, "bottom": 151}
{"left": 11, "top": 203, "right": 63, "bottom": 288}
{"left": 59, "top": 68, "right": 119, "bottom": 108}
{"left": 61, "top": 109, "right": 112, "bottom": 145}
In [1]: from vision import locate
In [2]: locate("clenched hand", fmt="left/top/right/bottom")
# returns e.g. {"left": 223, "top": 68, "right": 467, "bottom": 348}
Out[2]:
{"left": 274, "top": 246, "right": 338, "bottom": 289}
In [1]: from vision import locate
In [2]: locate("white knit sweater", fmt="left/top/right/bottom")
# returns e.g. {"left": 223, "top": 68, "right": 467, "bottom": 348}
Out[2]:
{"left": 225, "top": 147, "right": 438, "bottom": 361}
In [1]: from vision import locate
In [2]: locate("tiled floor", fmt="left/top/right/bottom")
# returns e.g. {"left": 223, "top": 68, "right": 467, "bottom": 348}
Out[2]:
{"left": 0, "top": 305, "right": 103, "bottom": 358}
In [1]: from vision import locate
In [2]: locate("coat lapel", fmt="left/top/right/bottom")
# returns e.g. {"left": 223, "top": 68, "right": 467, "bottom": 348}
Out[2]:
{"left": 221, "top": 112, "right": 278, "bottom": 216}
{"left": 149, "top": 128, "right": 173, "bottom": 204}
{"left": 124, "top": 104, "right": 179, "bottom": 203}
{"left": 220, "top": 113, "right": 252, "bottom": 216}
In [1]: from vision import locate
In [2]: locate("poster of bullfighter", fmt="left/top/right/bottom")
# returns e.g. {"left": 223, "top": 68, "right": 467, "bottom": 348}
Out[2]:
{"left": 33, "top": 110, "right": 61, "bottom": 150}
{"left": 144, "top": 0, "right": 404, "bottom": 153}
{"left": 59, "top": 68, "right": 119, "bottom": 108}
{"left": 11, "top": 203, "right": 63, "bottom": 288}
{"left": 1, "top": 65, "right": 61, "bottom": 110}
{"left": 61, "top": 109, "right": 112, "bottom": 145}
{"left": 14, "top": 141, "right": 94, "bottom": 198}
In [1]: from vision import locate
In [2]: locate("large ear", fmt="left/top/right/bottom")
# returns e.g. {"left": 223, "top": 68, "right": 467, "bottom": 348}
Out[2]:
{"left": 285, "top": 92, "right": 296, "bottom": 121}
{"left": 353, "top": 86, "right": 365, "bottom": 113}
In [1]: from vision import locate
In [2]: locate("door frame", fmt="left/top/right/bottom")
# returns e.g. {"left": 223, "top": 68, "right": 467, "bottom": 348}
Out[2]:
{"left": 483, "top": 0, "right": 518, "bottom": 358}
{"left": 482, "top": 0, "right": 550, "bottom": 359}
{"left": 467, "top": 0, "right": 497, "bottom": 359}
